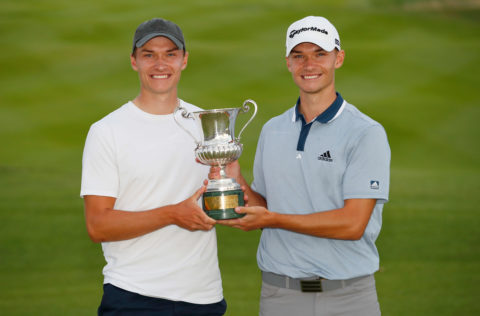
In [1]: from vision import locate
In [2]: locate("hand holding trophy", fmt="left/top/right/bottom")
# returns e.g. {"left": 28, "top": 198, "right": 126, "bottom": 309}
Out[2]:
{"left": 174, "top": 100, "right": 257, "bottom": 220}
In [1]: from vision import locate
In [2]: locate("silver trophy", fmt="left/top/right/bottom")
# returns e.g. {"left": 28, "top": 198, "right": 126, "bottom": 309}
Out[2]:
{"left": 174, "top": 99, "right": 258, "bottom": 219}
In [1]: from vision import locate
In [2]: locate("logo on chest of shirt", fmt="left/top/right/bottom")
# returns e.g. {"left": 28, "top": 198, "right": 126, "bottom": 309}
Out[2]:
{"left": 318, "top": 150, "right": 333, "bottom": 162}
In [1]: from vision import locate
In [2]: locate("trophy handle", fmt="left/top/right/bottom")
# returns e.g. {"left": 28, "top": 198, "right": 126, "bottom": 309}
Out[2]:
{"left": 174, "top": 105, "right": 201, "bottom": 146}
{"left": 236, "top": 99, "right": 257, "bottom": 141}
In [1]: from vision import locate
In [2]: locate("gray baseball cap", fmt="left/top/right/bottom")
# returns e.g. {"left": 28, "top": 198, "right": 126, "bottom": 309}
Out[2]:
{"left": 132, "top": 18, "right": 185, "bottom": 53}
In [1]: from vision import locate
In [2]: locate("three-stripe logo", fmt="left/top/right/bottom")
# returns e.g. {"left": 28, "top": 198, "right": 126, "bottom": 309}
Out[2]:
{"left": 318, "top": 151, "right": 333, "bottom": 162}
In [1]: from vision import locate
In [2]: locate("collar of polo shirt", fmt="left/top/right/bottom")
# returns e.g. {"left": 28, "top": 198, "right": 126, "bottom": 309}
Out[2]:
{"left": 293, "top": 92, "right": 346, "bottom": 152}
{"left": 293, "top": 92, "right": 345, "bottom": 124}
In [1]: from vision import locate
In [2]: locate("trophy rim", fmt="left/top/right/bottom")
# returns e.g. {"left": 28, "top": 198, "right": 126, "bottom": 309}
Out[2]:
{"left": 191, "top": 107, "right": 240, "bottom": 115}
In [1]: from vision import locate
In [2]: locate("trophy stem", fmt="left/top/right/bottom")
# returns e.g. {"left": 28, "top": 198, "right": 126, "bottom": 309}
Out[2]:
{"left": 219, "top": 165, "right": 227, "bottom": 179}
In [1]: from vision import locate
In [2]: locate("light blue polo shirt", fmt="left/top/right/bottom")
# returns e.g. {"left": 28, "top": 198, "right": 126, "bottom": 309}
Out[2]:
{"left": 252, "top": 93, "right": 390, "bottom": 280}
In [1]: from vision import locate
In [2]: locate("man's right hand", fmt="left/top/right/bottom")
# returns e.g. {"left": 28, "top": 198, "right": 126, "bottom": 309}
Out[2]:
{"left": 172, "top": 186, "right": 216, "bottom": 231}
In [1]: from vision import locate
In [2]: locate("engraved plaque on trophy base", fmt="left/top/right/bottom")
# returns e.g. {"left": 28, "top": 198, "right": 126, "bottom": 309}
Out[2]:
{"left": 202, "top": 178, "right": 245, "bottom": 219}
{"left": 203, "top": 189, "right": 245, "bottom": 220}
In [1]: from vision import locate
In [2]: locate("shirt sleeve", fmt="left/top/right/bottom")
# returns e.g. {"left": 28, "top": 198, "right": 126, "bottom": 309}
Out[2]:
{"left": 80, "top": 122, "right": 119, "bottom": 198}
{"left": 343, "top": 124, "right": 390, "bottom": 203}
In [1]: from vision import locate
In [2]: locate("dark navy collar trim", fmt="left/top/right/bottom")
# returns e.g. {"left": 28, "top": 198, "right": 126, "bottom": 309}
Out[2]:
{"left": 294, "top": 92, "right": 344, "bottom": 124}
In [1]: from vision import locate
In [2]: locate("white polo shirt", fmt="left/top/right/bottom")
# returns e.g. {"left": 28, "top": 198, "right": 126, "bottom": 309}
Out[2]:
{"left": 252, "top": 93, "right": 391, "bottom": 280}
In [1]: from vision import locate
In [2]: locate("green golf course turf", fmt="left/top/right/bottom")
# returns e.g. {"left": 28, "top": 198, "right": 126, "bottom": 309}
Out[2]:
{"left": 1, "top": 0, "right": 479, "bottom": 315}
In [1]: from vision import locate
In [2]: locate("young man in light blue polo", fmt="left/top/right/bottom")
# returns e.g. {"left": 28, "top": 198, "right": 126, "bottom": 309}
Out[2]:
{"left": 215, "top": 16, "right": 390, "bottom": 315}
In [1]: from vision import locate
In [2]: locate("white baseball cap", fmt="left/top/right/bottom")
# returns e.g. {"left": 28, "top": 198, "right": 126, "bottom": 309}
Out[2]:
{"left": 286, "top": 16, "right": 341, "bottom": 57}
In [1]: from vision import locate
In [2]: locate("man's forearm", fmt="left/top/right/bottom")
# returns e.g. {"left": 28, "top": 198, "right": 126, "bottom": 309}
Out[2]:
{"left": 84, "top": 188, "right": 215, "bottom": 243}
{"left": 85, "top": 203, "right": 177, "bottom": 243}
{"left": 268, "top": 199, "right": 376, "bottom": 240}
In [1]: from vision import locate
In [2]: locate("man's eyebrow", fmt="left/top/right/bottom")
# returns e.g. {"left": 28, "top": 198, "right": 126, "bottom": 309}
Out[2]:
{"left": 139, "top": 47, "right": 180, "bottom": 53}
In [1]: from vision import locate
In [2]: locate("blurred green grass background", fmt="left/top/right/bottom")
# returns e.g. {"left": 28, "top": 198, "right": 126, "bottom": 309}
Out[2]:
{"left": 1, "top": 0, "right": 479, "bottom": 315}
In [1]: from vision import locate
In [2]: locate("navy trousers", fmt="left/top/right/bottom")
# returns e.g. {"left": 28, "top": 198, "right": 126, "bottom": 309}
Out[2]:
{"left": 98, "top": 284, "right": 227, "bottom": 316}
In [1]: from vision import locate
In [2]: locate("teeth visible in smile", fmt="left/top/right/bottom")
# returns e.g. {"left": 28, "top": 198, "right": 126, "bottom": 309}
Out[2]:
{"left": 303, "top": 75, "right": 319, "bottom": 79}
{"left": 152, "top": 75, "right": 168, "bottom": 79}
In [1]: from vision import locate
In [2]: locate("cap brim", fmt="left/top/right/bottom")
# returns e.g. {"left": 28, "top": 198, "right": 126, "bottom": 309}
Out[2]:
{"left": 286, "top": 34, "right": 336, "bottom": 57}
{"left": 135, "top": 33, "right": 184, "bottom": 51}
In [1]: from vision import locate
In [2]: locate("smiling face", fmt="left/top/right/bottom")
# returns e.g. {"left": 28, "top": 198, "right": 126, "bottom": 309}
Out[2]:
{"left": 130, "top": 36, "right": 188, "bottom": 98}
{"left": 286, "top": 42, "right": 344, "bottom": 97}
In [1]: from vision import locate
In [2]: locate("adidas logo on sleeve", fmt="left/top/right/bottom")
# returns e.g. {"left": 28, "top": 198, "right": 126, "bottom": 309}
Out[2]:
{"left": 370, "top": 180, "right": 380, "bottom": 190}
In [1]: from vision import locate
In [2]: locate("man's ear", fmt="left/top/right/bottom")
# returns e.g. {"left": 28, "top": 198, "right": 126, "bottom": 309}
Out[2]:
{"left": 286, "top": 56, "right": 292, "bottom": 73}
{"left": 181, "top": 51, "right": 189, "bottom": 71}
{"left": 335, "top": 50, "right": 345, "bottom": 69}
{"left": 130, "top": 54, "right": 138, "bottom": 71}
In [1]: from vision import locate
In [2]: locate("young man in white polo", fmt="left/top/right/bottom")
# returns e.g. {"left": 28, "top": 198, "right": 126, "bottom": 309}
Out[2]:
{"left": 81, "top": 18, "right": 226, "bottom": 315}
{"left": 215, "top": 16, "right": 390, "bottom": 315}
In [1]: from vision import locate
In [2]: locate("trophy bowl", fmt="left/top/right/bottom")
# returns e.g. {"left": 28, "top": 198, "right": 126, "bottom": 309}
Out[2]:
{"left": 174, "top": 100, "right": 257, "bottom": 219}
